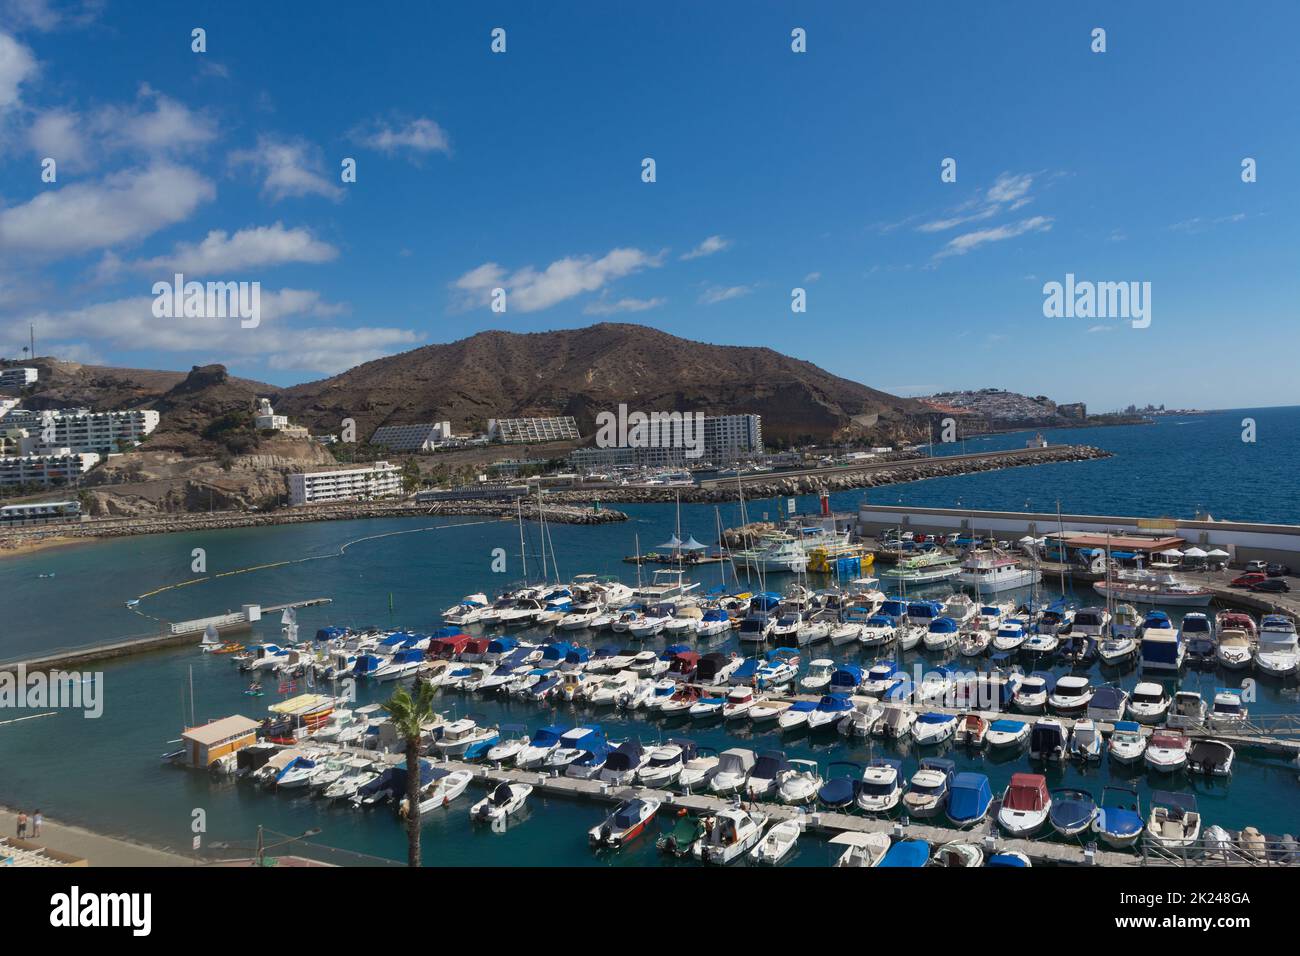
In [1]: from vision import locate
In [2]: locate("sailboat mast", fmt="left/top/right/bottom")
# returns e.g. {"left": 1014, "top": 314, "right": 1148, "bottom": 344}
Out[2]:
{"left": 536, "top": 487, "right": 548, "bottom": 580}
{"left": 517, "top": 498, "right": 528, "bottom": 584}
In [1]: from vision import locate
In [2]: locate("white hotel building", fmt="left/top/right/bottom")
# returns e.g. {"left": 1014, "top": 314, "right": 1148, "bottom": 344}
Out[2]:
{"left": 0, "top": 367, "right": 38, "bottom": 390}
{"left": 3, "top": 407, "right": 160, "bottom": 454}
{"left": 288, "top": 461, "right": 402, "bottom": 506}
{"left": 0, "top": 450, "right": 100, "bottom": 489}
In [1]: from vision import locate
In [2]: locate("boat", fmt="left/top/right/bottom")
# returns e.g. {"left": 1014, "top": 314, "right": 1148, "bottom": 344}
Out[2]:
{"left": 744, "top": 750, "right": 791, "bottom": 800}
{"left": 818, "top": 762, "right": 861, "bottom": 810}
{"left": 986, "top": 852, "right": 1032, "bottom": 868}
{"left": 1144, "top": 731, "right": 1190, "bottom": 772}
{"left": 691, "top": 808, "right": 768, "bottom": 865}
{"left": 878, "top": 550, "right": 962, "bottom": 586}
{"left": 941, "top": 592, "right": 979, "bottom": 625}
{"left": 829, "top": 620, "right": 863, "bottom": 645}
{"left": 1048, "top": 675, "right": 1094, "bottom": 715}
{"left": 984, "top": 718, "right": 1030, "bottom": 750}
{"left": 776, "top": 758, "right": 823, "bottom": 805}
{"left": 958, "top": 629, "right": 992, "bottom": 658}
{"left": 1093, "top": 786, "right": 1143, "bottom": 849}
{"left": 1180, "top": 612, "right": 1216, "bottom": 664}
{"left": 543, "top": 726, "right": 605, "bottom": 771}
{"left": 470, "top": 782, "right": 532, "bottom": 824}
{"left": 997, "top": 773, "right": 1051, "bottom": 836}
{"left": 838, "top": 700, "right": 884, "bottom": 737}
{"left": 443, "top": 593, "right": 490, "bottom": 626}
{"left": 1072, "top": 607, "right": 1110, "bottom": 637}
{"left": 1127, "top": 682, "right": 1171, "bottom": 723}
{"left": 807, "top": 693, "right": 854, "bottom": 731}
{"left": 800, "top": 659, "right": 836, "bottom": 692}
{"left": 930, "top": 841, "right": 984, "bottom": 868}
{"left": 856, "top": 757, "right": 904, "bottom": 813}
{"left": 945, "top": 772, "right": 994, "bottom": 828}
{"left": 1011, "top": 672, "right": 1054, "bottom": 713}
{"left": 676, "top": 745, "right": 720, "bottom": 791}
{"left": 1256, "top": 615, "right": 1300, "bottom": 676}
{"left": 695, "top": 652, "right": 741, "bottom": 685}
{"left": 1166, "top": 690, "right": 1208, "bottom": 729}
{"left": 1049, "top": 788, "right": 1098, "bottom": 838}
{"left": 954, "top": 713, "right": 989, "bottom": 747}
{"left": 1208, "top": 690, "right": 1248, "bottom": 730}
{"left": 1097, "top": 632, "right": 1138, "bottom": 666}
{"left": 1107, "top": 721, "right": 1147, "bottom": 764}
{"left": 878, "top": 839, "right": 932, "bottom": 867}
{"left": 657, "top": 813, "right": 706, "bottom": 857}
{"left": 902, "top": 757, "right": 954, "bottom": 819}
{"left": 795, "top": 618, "right": 833, "bottom": 645}
{"left": 484, "top": 724, "right": 530, "bottom": 765}
{"left": 1215, "top": 627, "right": 1255, "bottom": 671}
{"left": 829, "top": 831, "right": 891, "bottom": 867}
{"left": 1093, "top": 569, "right": 1213, "bottom": 607}
{"left": 1029, "top": 718, "right": 1068, "bottom": 762}
{"left": 1069, "top": 719, "right": 1103, "bottom": 761}
{"left": 589, "top": 798, "right": 660, "bottom": 848}
{"left": 633, "top": 567, "right": 701, "bottom": 602}
{"left": 992, "top": 619, "right": 1028, "bottom": 653}
{"left": 1145, "top": 791, "right": 1201, "bottom": 850}
{"left": 877, "top": 704, "right": 916, "bottom": 739}
{"left": 857, "top": 614, "right": 897, "bottom": 648}
{"left": 737, "top": 612, "right": 775, "bottom": 645}
{"left": 923, "top": 616, "right": 961, "bottom": 653}
{"left": 958, "top": 549, "right": 1040, "bottom": 594}
{"left": 688, "top": 695, "right": 726, "bottom": 721}
{"left": 637, "top": 740, "right": 693, "bottom": 787}
{"left": 777, "top": 699, "right": 819, "bottom": 731}
{"left": 709, "top": 747, "right": 756, "bottom": 795}
{"left": 1086, "top": 686, "right": 1129, "bottom": 722}
{"left": 907, "top": 599, "right": 944, "bottom": 628}
{"left": 398, "top": 768, "right": 474, "bottom": 816}
{"left": 1139, "top": 610, "right": 1186, "bottom": 671}
{"left": 747, "top": 698, "right": 791, "bottom": 725}
{"left": 912, "top": 712, "right": 958, "bottom": 746}
{"left": 433, "top": 719, "right": 499, "bottom": 758}
{"left": 860, "top": 661, "right": 903, "bottom": 698}
{"left": 657, "top": 684, "right": 704, "bottom": 717}
{"left": 600, "top": 740, "right": 651, "bottom": 785}
{"left": 1187, "top": 739, "right": 1235, "bottom": 777}
{"left": 750, "top": 818, "right": 803, "bottom": 865}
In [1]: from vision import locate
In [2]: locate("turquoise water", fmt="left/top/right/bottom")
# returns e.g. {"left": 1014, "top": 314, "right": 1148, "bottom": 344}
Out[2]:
{"left": 1, "top": 409, "right": 1298, "bottom": 865}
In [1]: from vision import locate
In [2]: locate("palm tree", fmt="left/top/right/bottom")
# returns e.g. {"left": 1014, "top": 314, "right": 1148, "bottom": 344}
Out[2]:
{"left": 381, "top": 679, "right": 437, "bottom": 866}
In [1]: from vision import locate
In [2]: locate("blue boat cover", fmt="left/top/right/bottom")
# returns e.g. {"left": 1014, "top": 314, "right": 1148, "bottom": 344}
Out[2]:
{"left": 989, "top": 719, "right": 1026, "bottom": 733}
{"left": 879, "top": 840, "right": 931, "bottom": 867}
{"left": 1096, "top": 807, "right": 1142, "bottom": 836}
{"left": 817, "top": 694, "right": 853, "bottom": 712}
{"left": 986, "top": 853, "right": 1029, "bottom": 867}
{"left": 928, "top": 617, "right": 960, "bottom": 633}
{"left": 917, "top": 712, "right": 955, "bottom": 724}
{"left": 790, "top": 700, "right": 819, "bottom": 713}
{"left": 818, "top": 777, "right": 856, "bottom": 806}
{"left": 947, "top": 773, "right": 993, "bottom": 822}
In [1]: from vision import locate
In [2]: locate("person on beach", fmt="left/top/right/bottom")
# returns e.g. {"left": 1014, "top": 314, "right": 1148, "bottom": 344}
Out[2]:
{"left": 16, "top": 811, "right": 27, "bottom": 838}
{"left": 32, "top": 809, "right": 42, "bottom": 837}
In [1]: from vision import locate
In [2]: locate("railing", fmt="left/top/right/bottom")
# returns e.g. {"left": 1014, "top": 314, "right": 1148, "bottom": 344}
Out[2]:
{"left": 1140, "top": 834, "right": 1300, "bottom": 867}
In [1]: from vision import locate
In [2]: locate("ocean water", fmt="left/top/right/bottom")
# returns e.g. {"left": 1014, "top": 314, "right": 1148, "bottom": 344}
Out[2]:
{"left": 0, "top": 408, "right": 1298, "bottom": 866}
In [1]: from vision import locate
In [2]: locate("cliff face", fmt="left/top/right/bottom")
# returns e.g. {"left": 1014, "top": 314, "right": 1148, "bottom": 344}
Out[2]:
{"left": 274, "top": 323, "right": 933, "bottom": 444}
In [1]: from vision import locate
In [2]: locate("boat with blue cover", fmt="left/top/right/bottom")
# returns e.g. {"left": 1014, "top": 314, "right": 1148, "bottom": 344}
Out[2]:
{"left": 879, "top": 839, "right": 931, "bottom": 867}
{"left": 1093, "top": 785, "right": 1143, "bottom": 849}
{"left": 817, "top": 761, "right": 860, "bottom": 809}
{"left": 1049, "top": 788, "right": 1098, "bottom": 837}
{"left": 778, "top": 699, "right": 819, "bottom": 731}
{"left": 807, "top": 693, "right": 854, "bottom": 731}
{"left": 945, "top": 772, "right": 993, "bottom": 827}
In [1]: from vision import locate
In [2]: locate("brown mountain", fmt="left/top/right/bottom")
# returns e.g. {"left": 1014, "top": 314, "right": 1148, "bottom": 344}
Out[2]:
{"left": 275, "top": 323, "right": 931, "bottom": 444}
{"left": 17, "top": 357, "right": 278, "bottom": 413}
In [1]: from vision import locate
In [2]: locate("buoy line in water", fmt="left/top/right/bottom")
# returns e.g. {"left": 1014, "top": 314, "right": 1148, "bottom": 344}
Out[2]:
{"left": 125, "top": 519, "right": 499, "bottom": 621}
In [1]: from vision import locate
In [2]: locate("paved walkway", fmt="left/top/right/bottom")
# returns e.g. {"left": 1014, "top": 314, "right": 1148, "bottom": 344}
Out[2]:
{"left": 1, "top": 806, "right": 191, "bottom": 867}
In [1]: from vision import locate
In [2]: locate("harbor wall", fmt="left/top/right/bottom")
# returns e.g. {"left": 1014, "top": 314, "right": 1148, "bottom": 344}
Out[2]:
{"left": 855, "top": 504, "right": 1300, "bottom": 565}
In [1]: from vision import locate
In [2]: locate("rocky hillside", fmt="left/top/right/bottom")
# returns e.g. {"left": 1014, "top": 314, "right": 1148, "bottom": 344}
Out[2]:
{"left": 275, "top": 323, "right": 932, "bottom": 444}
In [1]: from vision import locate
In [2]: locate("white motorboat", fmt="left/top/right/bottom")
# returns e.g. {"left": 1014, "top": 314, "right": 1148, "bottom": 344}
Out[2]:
{"left": 721, "top": 686, "right": 758, "bottom": 721}
{"left": 922, "top": 617, "right": 961, "bottom": 653}
{"left": 829, "top": 621, "right": 863, "bottom": 645}
{"left": 1071, "top": 607, "right": 1110, "bottom": 638}
{"left": 857, "top": 616, "right": 897, "bottom": 648}
{"left": 1029, "top": 718, "right": 1068, "bottom": 762}
{"left": 484, "top": 726, "right": 531, "bottom": 765}
{"left": 777, "top": 759, "right": 823, "bottom": 805}
{"left": 688, "top": 695, "right": 726, "bottom": 720}
{"left": 586, "top": 671, "right": 639, "bottom": 707}
{"left": 830, "top": 831, "right": 891, "bottom": 867}
{"left": 1047, "top": 675, "right": 1094, "bottom": 716}
{"left": 800, "top": 659, "right": 836, "bottom": 692}
{"left": 1068, "top": 719, "right": 1103, "bottom": 761}
{"left": 399, "top": 768, "right": 474, "bottom": 816}
{"left": 931, "top": 841, "right": 985, "bottom": 868}
{"left": 542, "top": 727, "right": 604, "bottom": 771}
{"left": 1111, "top": 603, "right": 1142, "bottom": 639}
{"left": 589, "top": 798, "right": 661, "bottom": 849}
{"left": 637, "top": 741, "right": 691, "bottom": 787}
{"left": 1097, "top": 633, "right": 1137, "bottom": 666}
{"left": 695, "top": 607, "right": 733, "bottom": 638}
{"left": 1145, "top": 791, "right": 1201, "bottom": 850}
{"left": 663, "top": 606, "right": 703, "bottom": 636}
{"left": 470, "top": 782, "right": 532, "bottom": 824}
{"left": 321, "top": 763, "right": 378, "bottom": 801}
{"left": 599, "top": 740, "right": 652, "bottom": 785}
{"left": 796, "top": 619, "right": 832, "bottom": 645}
{"left": 838, "top": 700, "right": 884, "bottom": 737}
{"left": 443, "top": 593, "right": 490, "bottom": 626}
{"left": 991, "top": 619, "right": 1028, "bottom": 653}
{"left": 1144, "top": 731, "right": 1190, "bottom": 772}
{"left": 902, "top": 758, "right": 954, "bottom": 819}
{"left": 1187, "top": 739, "right": 1235, "bottom": 776}
{"left": 941, "top": 593, "right": 978, "bottom": 626}
{"left": 1127, "top": 682, "right": 1171, "bottom": 723}
{"left": 1166, "top": 690, "right": 1208, "bottom": 729}
{"left": 770, "top": 609, "right": 805, "bottom": 641}
{"left": 1107, "top": 721, "right": 1147, "bottom": 763}
{"left": 558, "top": 604, "right": 603, "bottom": 630}
{"left": 709, "top": 748, "right": 756, "bottom": 795}
{"left": 433, "top": 719, "right": 498, "bottom": 758}
{"left": 958, "top": 549, "right": 1040, "bottom": 594}
{"left": 692, "top": 807, "right": 767, "bottom": 864}
{"left": 745, "top": 751, "right": 792, "bottom": 800}
{"left": 856, "top": 758, "right": 904, "bottom": 813}
{"left": 997, "top": 773, "right": 1051, "bottom": 837}
{"left": 750, "top": 817, "right": 803, "bottom": 865}
{"left": 911, "top": 712, "right": 958, "bottom": 746}
{"left": 1256, "top": 616, "right": 1300, "bottom": 676}
{"left": 676, "top": 747, "right": 721, "bottom": 791}
{"left": 1012, "top": 674, "right": 1051, "bottom": 713}
{"left": 747, "top": 699, "right": 791, "bottom": 725}
{"left": 958, "top": 629, "right": 991, "bottom": 657}
{"left": 984, "top": 719, "right": 1030, "bottom": 750}
{"left": 1093, "top": 569, "right": 1213, "bottom": 607}
{"left": 1208, "top": 690, "right": 1248, "bottom": 730}
{"left": 1215, "top": 628, "right": 1254, "bottom": 670}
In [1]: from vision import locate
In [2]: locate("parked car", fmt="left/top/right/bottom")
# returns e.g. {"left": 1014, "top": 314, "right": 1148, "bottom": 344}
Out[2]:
{"left": 1250, "top": 579, "right": 1291, "bottom": 593}
{"left": 1267, "top": 563, "right": 1292, "bottom": 578}
{"left": 1245, "top": 560, "right": 1269, "bottom": 573}
{"left": 1231, "top": 573, "right": 1268, "bottom": 588}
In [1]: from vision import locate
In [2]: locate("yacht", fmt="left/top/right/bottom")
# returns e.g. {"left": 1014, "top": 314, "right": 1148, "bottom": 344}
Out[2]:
{"left": 857, "top": 614, "right": 897, "bottom": 648}
{"left": 632, "top": 568, "right": 701, "bottom": 602}
{"left": 991, "top": 619, "right": 1028, "bottom": 653}
{"left": 638, "top": 741, "right": 693, "bottom": 787}
{"left": 1071, "top": 607, "right": 1110, "bottom": 638}
{"left": 1144, "top": 731, "right": 1190, "bottom": 772}
{"left": 922, "top": 617, "right": 961, "bottom": 653}
{"left": 1215, "top": 626, "right": 1255, "bottom": 671}
{"left": 1208, "top": 690, "right": 1248, "bottom": 730}
{"left": 878, "top": 550, "right": 962, "bottom": 586}
{"left": 800, "top": 658, "right": 836, "bottom": 693}
{"left": 957, "top": 549, "right": 1041, "bottom": 594}
{"left": 1047, "top": 675, "right": 1094, "bottom": 715}
{"left": 442, "top": 593, "right": 490, "bottom": 626}
{"left": 1256, "top": 615, "right": 1300, "bottom": 676}
{"left": 1093, "top": 569, "right": 1213, "bottom": 606}
{"left": 1166, "top": 690, "right": 1208, "bottom": 729}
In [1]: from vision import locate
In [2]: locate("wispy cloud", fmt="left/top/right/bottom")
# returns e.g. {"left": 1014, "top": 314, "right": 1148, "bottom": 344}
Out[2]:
{"left": 583, "top": 294, "right": 666, "bottom": 316}
{"left": 230, "top": 136, "right": 343, "bottom": 202}
{"left": 121, "top": 223, "right": 339, "bottom": 277}
{"left": 451, "top": 247, "right": 665, "bottom": 313}
{"left": 1169, "top": 213, "right": 1247, "bottom": 234}
{"left": 933, "top": 215, "right": 1053, "bottom": 260}
{"left": 698, "top": 284, "right": 753, "bottom": 305}
{"left": 353, "top": 116, "right": 451, "bottom": 160}
{"left": 0, "top": 29, "right": 36, "bottom": 112}
{"left": 680, "top": 234, "right": 730, "bottom": 260}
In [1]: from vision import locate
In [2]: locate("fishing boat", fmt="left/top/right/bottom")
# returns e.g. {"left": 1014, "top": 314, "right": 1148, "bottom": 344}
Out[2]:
{"left": 1166, "top": 690, "right": 1208, "bottom": 729}
{"left": 857, "top": 758, "right": 904, "bottom": 813}
{"left": 997, "top": 773, "right": 1051, "bottom": 836}
{"left": 830, "top": 831, "right": 891, "bottom": 867}
{"left": 1187, "top": 739, "right": 1235, "bottom": 777}
{"left": 692, "top": 807, "right": 767, "bottom": 864}
{"left": 777, "top": 759, "right": 823, "bottom": 805}
{"left": 902, "top": 758, "right": 955, "bottom": 819}
{"left": 470, "top": 782, "right": 532, "bottom": 824}
{"left": 589, "top": 798, "right": 661, "bottom": 848}
{"left": 1127, "top": 682, "right": 1171, "bottom": 723}
{"left": 1049, "top": 788, "right": 1098, "bottom": 838}
{"left": 1029, "top": 718, "right": 1068, "bottom": 762}
{"left": 912, "top": 712, "right": 958, "bottom": 746}
{"left": 1107, "top": 721, "right": 1147, "bottom": 764}
{"left": 750, "top": 818, "right": 803, "bottom": 865}
{"left": 709, "top": 747, "right": 756, "bottom": 795}
{"left": 945, "top": 772, "right": 993, "bottom": 828}
{"left": 1145, "top": 791, "right": 1201, "bottom": 850}
{"left": 398, "top": 768, "right": 474, "bottom": 816}
{"left": 1256, "top": 616, "right": 1300, "bottom": 676}
{"left": 1069, "top": 719, "right": 1103, "bottom": 761}
{"left": 1093, "top": 786, "right": 1143, "bottom": 849}
{"left": 1144, "top": 731, "right": 1190, "bottom": 772}
{"left": 984, "top": 718, "right": 1030, "bottom": 750}
{"left": 958, "top": 549, "right": 1040, "bottom": 593}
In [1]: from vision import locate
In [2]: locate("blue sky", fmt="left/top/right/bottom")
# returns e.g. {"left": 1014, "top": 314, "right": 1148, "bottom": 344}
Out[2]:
{"left": 0, "top": 0, "right": 1296, "bottom": 410}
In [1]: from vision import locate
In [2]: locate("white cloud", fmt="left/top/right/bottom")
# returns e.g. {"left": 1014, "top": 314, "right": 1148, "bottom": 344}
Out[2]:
{"left": 698, "top": 284, "right": 753, "bottom": 305}
{"left": 0, "top": 30, "right": 36, "bottom": 111}
{"left": 355, "top": 117, "right": 451, "bottom": 158}
{"left": 916, "top": 206, "right": 998, "bottom": 233}
{"left": 230, "top": 136, "right": 343, "bottom": 202}
{"left": 28, "top": 108, "right": 82, "bottom": 159}
{"left": 28, "top": 88, "right": 216, "bottom": 169}
{"left": 1, "top": 0, "right": 100, "bottom": 32}
{"left": 0, "top": 163, "right": 215, "bottom": 257}
{"left": 128, "top": 223, "right": 338, "bottom": 276}
{"left": 986, "top": 172, "right": 1034, "bottom": 204}
{"left": 680, "top": 234, "right": 730, "bottom": 260}
{"left": 583, "top": 294, "right": 666, "bottom": 315}
{"left": 451, "top": 247, "right": 664, "bottom": 313}
{"left": 933, "top": 216, "right": 1053, "bottom": 259}
{"left": 803, "top": 271, "right": 821, "bottom": 283}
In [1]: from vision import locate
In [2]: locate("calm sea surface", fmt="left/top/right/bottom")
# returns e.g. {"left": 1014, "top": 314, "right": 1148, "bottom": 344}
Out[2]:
{"left": 1, "top": 407, "right": 1297, "bottom": 865}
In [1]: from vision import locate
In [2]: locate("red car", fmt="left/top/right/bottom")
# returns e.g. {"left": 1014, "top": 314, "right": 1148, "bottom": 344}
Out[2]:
{"left": 1231, "top": 572, "right": 1268, "bottom": 588}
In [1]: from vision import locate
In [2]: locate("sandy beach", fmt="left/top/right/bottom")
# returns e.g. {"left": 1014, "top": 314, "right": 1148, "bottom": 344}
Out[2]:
{"left": 1, "top": 805, "right": 192, "bottom": 866}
